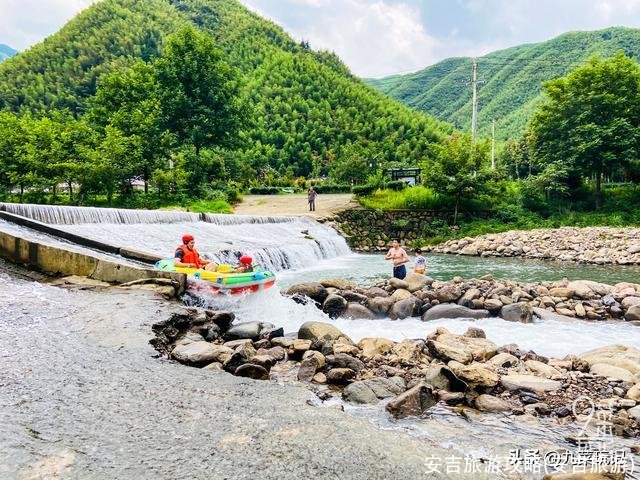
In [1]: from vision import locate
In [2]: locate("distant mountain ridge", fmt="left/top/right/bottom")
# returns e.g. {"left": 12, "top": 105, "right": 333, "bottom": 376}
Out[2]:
{"left": 366, "top": 27, "right": 640, "bottom": 140}
{"left": 0, "top": 44, "right": 17, "bottom": 62}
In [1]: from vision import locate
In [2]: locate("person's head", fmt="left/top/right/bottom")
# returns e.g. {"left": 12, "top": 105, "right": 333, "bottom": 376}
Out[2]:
{"left": 182, "top": 234, "right": 195, "bottom": 248}
{"left": 415, "top": 248, "right": 422, "bottom": 255}
{"left": 392, "top": 238, "right": 400, "bottom": 248}
{"left": 239, "top": 255, "right": 253, "bottom": 266}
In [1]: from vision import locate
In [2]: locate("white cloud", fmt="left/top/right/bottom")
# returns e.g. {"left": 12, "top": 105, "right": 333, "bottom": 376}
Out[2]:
{"left": 243, "top": 0, "right": 442, "bottom": 77}
{"left": 0, "top": 0, "right": 95, "bottom": 50}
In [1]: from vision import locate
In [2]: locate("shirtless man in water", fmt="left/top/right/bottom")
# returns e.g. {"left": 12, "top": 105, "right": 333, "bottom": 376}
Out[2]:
{"left": 385, "top": 238, "right": 410, "bottom": 280}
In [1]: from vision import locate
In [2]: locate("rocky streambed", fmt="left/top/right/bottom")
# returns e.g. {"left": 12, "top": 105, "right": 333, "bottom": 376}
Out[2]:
{"left": 426, "top": 227, "right": 640, "bottom": 265}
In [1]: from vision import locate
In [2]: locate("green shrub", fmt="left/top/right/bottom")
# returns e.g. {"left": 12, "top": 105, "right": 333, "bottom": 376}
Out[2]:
{"left": 351, "top": 184, "right": 377, "bottom": 195}
{"left": 249, "top": 186, "right": 280, "bottom": 194}
{"left": 385, "top": 180, "right": 407, "bottom": 191}
{"left": 313, "top": 184, "right": 351, "bottom": 194}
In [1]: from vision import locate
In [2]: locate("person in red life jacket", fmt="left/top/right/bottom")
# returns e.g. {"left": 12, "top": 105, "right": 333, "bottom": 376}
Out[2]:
{"left": 174, "top": 234, "right": 217, "bottom": 270}
{"left": 233, "top": 255, "right": 254, "bottom": 273}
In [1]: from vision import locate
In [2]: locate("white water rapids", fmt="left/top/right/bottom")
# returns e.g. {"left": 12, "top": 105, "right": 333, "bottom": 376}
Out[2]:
{"left": 2, "top": 202, "right": 640, "bottom": 358}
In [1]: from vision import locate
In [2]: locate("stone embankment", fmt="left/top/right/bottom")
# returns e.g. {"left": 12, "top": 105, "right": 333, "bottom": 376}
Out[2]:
{"left": 286, "top": 274, "right": 640, "bottom": 323}
{"left": 426, "top": 227, "right": 640, "bottom": 265}
{"left": 153, "top": 307, "right": 640, "bottom": 439}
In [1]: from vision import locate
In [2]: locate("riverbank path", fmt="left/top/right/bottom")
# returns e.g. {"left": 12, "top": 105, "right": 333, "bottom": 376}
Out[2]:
{"left": 233, "top": 193, "right": 357, "bottom": 217}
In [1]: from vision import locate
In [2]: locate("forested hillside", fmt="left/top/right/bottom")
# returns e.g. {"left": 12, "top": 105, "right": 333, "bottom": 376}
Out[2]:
{"left": 0, "top": 44, "right": 17, "bottom": 62}
{"left": 0, "top": 0, "right": 450, "bottom": 180}
{"left": 367, "top": 27, "right": 640, "bottom": 140}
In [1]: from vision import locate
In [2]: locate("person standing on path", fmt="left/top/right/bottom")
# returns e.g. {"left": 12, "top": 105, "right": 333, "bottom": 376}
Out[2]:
{"left": 385, "top": 238, "right": 410, "bottom": 279}
{"left": 307, "top": 187, "right": 317, "bottom": 212}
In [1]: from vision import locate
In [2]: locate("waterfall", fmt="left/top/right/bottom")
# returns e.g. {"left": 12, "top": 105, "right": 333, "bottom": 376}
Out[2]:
{"left": 0, "top": 203, "right": 351, "bottom": 272}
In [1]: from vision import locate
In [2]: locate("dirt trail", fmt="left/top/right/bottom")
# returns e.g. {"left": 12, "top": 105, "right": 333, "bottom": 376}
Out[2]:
{"left": 233, "top": 193, "right": 357, "bottom": 217}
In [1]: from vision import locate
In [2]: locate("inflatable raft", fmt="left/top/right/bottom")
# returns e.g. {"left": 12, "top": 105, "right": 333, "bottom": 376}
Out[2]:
{"left": 154, "top": 258, "right": 276, "bottom": 295}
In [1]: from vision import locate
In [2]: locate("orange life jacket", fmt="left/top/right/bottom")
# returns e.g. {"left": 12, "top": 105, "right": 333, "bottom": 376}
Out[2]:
{"left": 175, "top": 244, "right": 204, "bottom": 269}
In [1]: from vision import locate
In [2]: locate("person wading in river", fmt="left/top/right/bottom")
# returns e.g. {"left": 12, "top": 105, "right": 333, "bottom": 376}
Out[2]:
{"left": 174, "top": 234, "right": 217, "bottom": 270}
{"left": 385, "top": 238, "right": 410, "bottom": 280}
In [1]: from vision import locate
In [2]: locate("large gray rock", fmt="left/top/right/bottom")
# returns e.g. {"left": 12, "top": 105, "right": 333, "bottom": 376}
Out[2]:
{"left": 367, "top": 296, "right": 394, "bottom": 315}
{"left": 458, "top": 288, "right": 481, "bottom": 308}
{"left": 389, "top": 297, "right": 422, "bottom": 320}
{"left": 625, "top": 305, "right": 640, "bottom": 321}
{"left": 224, "top": 321, "right": 276, "bottom": 341}
{"left": 343, "top": 303, "right": 377, "bottom": 320}
{"left": 286, "top": 282, "right": 328, "bottom": 304}
{"left": 404, "top": 272, "right": 428, "bottom": 292}
{"left": 322, "top": 294, "right": 348, "bottom": 318}
{"left": 326, "top": 353, "right": 365, "bottom": 372}
{"left": 422, "top": 303, "right": 489, "bottom": 321}
{"left": 475, "top": 394, "right": 512, "bottom": 413}
{"left": 172, "top": 342, "right": 233, "bottom": 366}
{"left": 500, "top": 302, "right": 533, "bottom": 323}
{"left": 385, "top": 383, "right": 437, "bottom": 419}
{"left": 435, "top": 285, "right": 462, "bottom": 303}
{"left": 364, "top": 286, "right": 389, "bottom": 298}
{"left": 343, "top": 377, "right": 406, "bottom": 404}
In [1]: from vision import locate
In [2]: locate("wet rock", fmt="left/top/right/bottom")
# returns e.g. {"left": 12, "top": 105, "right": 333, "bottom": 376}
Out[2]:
{"left": 235, "top": 363, "right": 269, "bottom": 380}
{"left": 224, "top": 321, "right": 275, "bottom": 341}
{"left": 343, "top": 303, "right": 377, "bottom": 320}
{"left": 298, "top": 321, "right": 352, "bottom": 347}
{"left": 367, "top": 296, "right": 394, "bottom": 315}
{"left": 319, "top": 278, "right": 357, "bottom": 290}
{"left": 321, "top": 294, "right": 348, "bottom": 318}
{"left": 389, "top": 278, "right": 409, "bottom": 290}
{"left": 326, "top": 368, "right": 356, "bottom": 384}
{"left": 358, "top": 337, "right": 394, "bottom": 358}
{"left": 421, "top": 303, "right": 489, "bottom": 321}
{"left": 341, "top": 291, "right": 369, "bottom": 304}
{"left": 326, "top": 353, "right": 365, "bottom": 373}
{"left": 260, "top": 327, "right": 284, "bottom": 340}
{"left": 286, "top": 282, "right": 328, "bottom": 304}
{"left": 206, "top": 311, "right": 235, "bottom": 331}
{"left": 500, "top": 302, "right": 533, "bottom": 323}
{"left": 475, "top": 394, "right": 512, "bottom": 413}
{"left": 172, "top": 342, "right": 233, "bottom": 366}
{"left": 203, "top": 324, "right": 221, "bottom": 342}
{"left": 389, "top": 297, "right": 422, "bottom": 320}
{"left": 385, "top": 383, "right": 437, "bottom": 419}
{"left": 500, "top": 374, "right": 562, "bottom": 393}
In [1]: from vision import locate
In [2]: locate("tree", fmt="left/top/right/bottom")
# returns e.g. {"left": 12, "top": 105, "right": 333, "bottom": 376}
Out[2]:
{"left": 530, "top": 52, "right": 640, "bottom": 209}
{"left": 154, "top": 26, "right": 245, "bottom": 157}
{"left": 329, "top": 142, "right": 371, "bottom": 185}
{"left": 424, "top": 134, "right": 494, "bottom": 225}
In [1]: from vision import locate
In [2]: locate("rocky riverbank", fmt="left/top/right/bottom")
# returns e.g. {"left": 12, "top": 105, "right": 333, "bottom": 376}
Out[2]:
{"left": 286, "top": 273, "right": 640, "bottom": 323}
{"left": 426, "top": 227, "right": 640, "bottom": 265}
{"left": 153, "top": 307, "right": 640, "bottom": 441}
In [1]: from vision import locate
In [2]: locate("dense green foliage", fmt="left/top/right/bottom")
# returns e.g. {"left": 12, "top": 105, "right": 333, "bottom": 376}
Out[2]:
{"left": 0, "top": 44, "right": 17, "bottom": 62}
{"left": 367, "top": 27, "right": 640, "bottom": 141}
{"left": 0, "top": 0, "right": 450, "bottom": 207}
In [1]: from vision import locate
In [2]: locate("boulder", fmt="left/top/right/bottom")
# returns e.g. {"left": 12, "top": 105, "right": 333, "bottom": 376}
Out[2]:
{"left": 206, "top": 311, "right": 235, "bottom": 331}
{"left": 548, "top": 288, "right": 575, "bottom": 299}
{"left": 358, "top": 337, "right": 394, "bottom": 358}
{"left": 235, "top": 364, "right": 269, "bottom": 380}
{"left": 428, "top": 331, "right": 498, "bottom": 363}
{"left": 448, "top": 362, "right": 499, "bottom": 388}
{"left": 341, "top": 291, "right": 369, "bottom": 304}
{"left": 500, "top": 302, "right": 533, "bottom": 323}
{"left": 364, "top": 286, "right": 389, "bottom": 298}
{"left": 483, "top": 298, "right": 503, "bottom": 313}
{"left": 326, "top": 368, "right": 356, "bottom": 384}
{"left": 567, "top": 280, "right": 611, "bottom": 298}
{"left": 172, "top": 342, "right": 233, "bottom": 366}
{"left": 224, "top": 321, "right": 276, "bottom": 341}
{"left": 342, "top": 377, "right": 406, "bottom": 404}
{"left": 389, "top": 278, "right": 409, "bottom": 290}
{"left": 341, "top": 303, "right": 376, "bottom": 320}
{"left": 247, "top": 355, "right": 275, "bottom": 370}
{"left": 421, "top": 303, "right": 489, "bottom": 321}
{"left": 475, "top": 394, "right": 512, "bottom": 413}
{"left": 326, "top": 353, "right": 365, "bottom": 372}
{"left": 621, "top": 296, "right": 640, "bottom": 310}
{"left": 486, "top": 352, "right": 519, "bottom": 369}
{"left": 626, "top": 383, "right": 640, "bottom": 402}
{"left": 579, "top": 344, "right": 640, "bottom": 374}
{"left": 404, "top": 272, "right": 428, "bottom": 292}
{"left": 458, "top": 288, "right": 481, "bottom": 308}
{"left": 625, "top": 305, "right": 640, "bottom": 321}
{"left": 389, "top": 297, "right": 422, "bottom": 320}
{"left": 367, "top": 296, "right": 394, "bottom": 315}
{"left": 385, "top": 383, "right": 437, "bottom": 419}
{"left": 500, "top": 374, "right": 562, "bottom": 393}
{"left": 525, "top": 360, "right": 561, "bottom": 378}
{"left": 286, "top": 282, "right": 328, "bottom": 304}
{"left": 390, "top": 289, "right": 413, "bottom": 302}
{"left": 391, "top": 340, "right": 424, "bottom": 362}
{"left": 590, "top": 363, "right": 634, "bottom": 382}
{"left": 435, "top": 285, "right": 462, "bottom": 303}
{"left": 321, "top": 294, "right": 348, "bottom": 318}
{"left": 319, "top": 278, "right": 357, "bottom": 290}
{"left": 298, "top": 321, "right": 352, "bottom": 347}
{"left": 427, "top": 340, "right": 472, "bottom": 364}
{"left": 341, "top": 381, "right": 379, "bottom": 404}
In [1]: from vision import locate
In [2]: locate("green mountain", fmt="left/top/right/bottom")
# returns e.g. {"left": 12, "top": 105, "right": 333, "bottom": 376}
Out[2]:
{"left": 0, "top": 0, "right": 450, "bottom": 176}
{"left": 366, "top": 27, "right": 640, "bottom": 140}
{"left": 0, "top": 44, "right": 17, "bottom": 62}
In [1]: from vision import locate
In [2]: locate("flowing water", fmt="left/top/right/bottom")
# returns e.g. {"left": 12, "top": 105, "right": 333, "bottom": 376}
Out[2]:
{"left": 1, "top": 204, "right": 639, "bottom": 478}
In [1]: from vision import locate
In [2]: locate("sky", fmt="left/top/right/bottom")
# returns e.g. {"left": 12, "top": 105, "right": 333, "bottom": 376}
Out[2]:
{"left": 2, "top": 0, "right": 640, "bottom": 77}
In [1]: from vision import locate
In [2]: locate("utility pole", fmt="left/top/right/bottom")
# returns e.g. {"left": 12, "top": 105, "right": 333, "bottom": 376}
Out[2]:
{"left": 491, "top": 118, "right": 495, "bottom": 169}
{"left": 471, "top": 58, "right": 478, "bottom": 143}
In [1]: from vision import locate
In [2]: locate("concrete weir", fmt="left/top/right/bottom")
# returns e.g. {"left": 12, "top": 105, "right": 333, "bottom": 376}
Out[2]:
{"left": 0, "top": 217, "right": 186, "bottom": 294}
